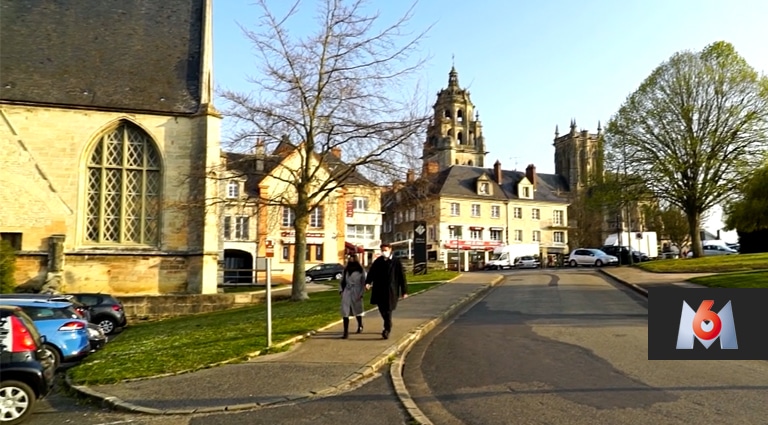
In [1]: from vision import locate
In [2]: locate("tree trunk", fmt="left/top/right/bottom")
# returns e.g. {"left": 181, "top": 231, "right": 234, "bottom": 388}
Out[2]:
{"left": 291, "top": 208, "right": 310, "bottom": 301}
{"left": 687, "top": 211, "right": 703, "bottom": 258}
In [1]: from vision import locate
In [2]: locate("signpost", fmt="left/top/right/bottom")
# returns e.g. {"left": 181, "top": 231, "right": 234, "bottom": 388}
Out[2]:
{"left": 413, "top": 221, "right": 427, "bottom": 275}
{"left": 264, "top": 239, "right": 274, "bottom": 346}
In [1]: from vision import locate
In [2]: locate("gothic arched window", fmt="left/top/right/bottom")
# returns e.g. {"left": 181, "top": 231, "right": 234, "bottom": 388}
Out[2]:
{"left": 457, "top": 109, "right": 464, "bottom": 122}
{"left": 457, "top": 131, "right": 464, "bottom": 144}
{"left": 444, "top": 109, "right": 451, "bottom": 119}
{"left": 86, "top": 122, "right": 162, "bottom": 245}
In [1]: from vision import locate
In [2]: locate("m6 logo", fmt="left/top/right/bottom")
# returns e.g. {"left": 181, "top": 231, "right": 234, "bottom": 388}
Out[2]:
{"left": 676, "top": 300, "right": 738, "bottom": 350}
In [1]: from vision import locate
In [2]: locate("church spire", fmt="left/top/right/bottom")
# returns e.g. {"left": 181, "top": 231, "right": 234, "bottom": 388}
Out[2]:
{"left": 448, "top": 65, "right": 459, "bottom": 88}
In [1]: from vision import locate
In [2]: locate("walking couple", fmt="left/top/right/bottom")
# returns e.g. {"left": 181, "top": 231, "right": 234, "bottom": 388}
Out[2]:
{"left": 339, "top": 243, "right": 408, "bottom": 340}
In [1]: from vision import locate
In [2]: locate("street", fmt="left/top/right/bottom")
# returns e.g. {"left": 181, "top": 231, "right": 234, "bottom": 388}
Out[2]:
{"left": 403, "top": 269, "right": 768, "bottom": 425}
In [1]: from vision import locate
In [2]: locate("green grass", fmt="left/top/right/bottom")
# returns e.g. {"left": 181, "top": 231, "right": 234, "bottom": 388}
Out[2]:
{"left": 636, "top": 253, "right": 768, "bottom": 273}
{"left": 68, "top": 281, "right": 443, "bottom": 385}
{"left": 221, "top": 284, "right": 289, "bottom": 293}
{"left": 406, "top": 269, "right": 459, "bottom": 283}
{"left": 688, "top": 270, "right": 768, "bottom": 288}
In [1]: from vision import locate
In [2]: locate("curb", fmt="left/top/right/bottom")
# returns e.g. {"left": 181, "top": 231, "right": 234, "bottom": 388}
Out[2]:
{"left": 597, "top": 269, "right": 649, "bottom": 297}
{"left": 63, "top": 278, "right": 463, "bottom": 414}
{"left": 390, "top": 274, "right": 505, "bottom": 425}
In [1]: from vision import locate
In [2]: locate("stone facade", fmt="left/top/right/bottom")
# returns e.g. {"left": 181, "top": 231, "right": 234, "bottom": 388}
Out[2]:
{"left": 0, "top": 0, "right": 221, "bottom": 295}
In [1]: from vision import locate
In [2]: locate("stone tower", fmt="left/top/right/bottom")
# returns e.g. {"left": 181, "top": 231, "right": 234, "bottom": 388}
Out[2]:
{"left": 422, "top": 67, "right": 487, "bottom": 172}
{"left": 553, "top": 119, "right": 603, "bottom": 191}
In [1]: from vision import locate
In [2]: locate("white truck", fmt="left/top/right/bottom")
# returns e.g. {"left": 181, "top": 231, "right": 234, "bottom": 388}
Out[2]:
{"left": 604, "top": 232, "right": 659, "bottom": 259}
{"left": 484, "top": 243, "right": 540, "bottom": 270}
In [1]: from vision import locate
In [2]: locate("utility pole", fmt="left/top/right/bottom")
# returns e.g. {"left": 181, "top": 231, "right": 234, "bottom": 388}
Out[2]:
{"left": 621, "top": 140, "right": 634, "bottom": 266}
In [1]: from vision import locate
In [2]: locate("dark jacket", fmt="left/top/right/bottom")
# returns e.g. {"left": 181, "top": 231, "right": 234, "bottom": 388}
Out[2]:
{"left": 365, "top": 255, "right": 407, "bottom": 311}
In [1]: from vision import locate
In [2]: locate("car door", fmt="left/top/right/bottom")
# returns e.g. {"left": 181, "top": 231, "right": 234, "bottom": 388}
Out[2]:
{"left": 575, "top": 249, "right": 590, "bottom": 265}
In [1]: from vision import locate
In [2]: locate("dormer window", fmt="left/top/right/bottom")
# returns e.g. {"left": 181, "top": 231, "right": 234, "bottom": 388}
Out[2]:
{"left": 227, "top": 181, "right": 240, "bottom": 199}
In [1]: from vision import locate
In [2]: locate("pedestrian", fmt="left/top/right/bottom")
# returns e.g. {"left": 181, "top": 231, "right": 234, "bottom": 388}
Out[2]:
{"left": 365, "top": 243, "right": 408, "bottom": 340}
{"left": 339, "top": 255, "right": 366, "bottom": 339}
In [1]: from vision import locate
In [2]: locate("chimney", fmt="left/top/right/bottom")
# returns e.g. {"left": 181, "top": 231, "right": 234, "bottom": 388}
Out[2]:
{"left": 406, "top": 168, "right": 415, "bottom": 183}
{"left": 254, "top": 139, "right": 265, "bottom": 171}
{"left": 426, "top": 161, "right": 439, "bottom": 176}
{"left": 331, "top": 147, "right": 341, "bottom": 159}
{"left": 526, "top": 164, "right": 536, "bottom": 187}
{"left": 493, "top": 160, "right": 502, "bottom": 185}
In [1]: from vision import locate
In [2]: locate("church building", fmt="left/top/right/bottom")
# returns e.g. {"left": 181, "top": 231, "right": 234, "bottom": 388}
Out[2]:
{"left": 0, "top": 0, "right": 221, "bottom": 294}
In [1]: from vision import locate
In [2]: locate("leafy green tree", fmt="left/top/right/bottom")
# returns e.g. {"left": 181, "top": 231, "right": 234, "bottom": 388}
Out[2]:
{"left": 724, "top": 165, "right": 768, "bottom": 234}
{"left": 605, "top": 41, "right": 768, "bottom": 257}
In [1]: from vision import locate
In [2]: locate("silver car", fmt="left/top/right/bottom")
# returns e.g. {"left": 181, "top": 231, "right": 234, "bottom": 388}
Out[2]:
{"left": 515, "top": 256, "right": 540, "bottom": 269}
{"left": 568, "top": 248, "right": 619, "bottom": 267}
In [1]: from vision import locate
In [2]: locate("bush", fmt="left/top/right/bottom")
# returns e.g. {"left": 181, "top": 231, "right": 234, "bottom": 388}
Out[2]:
{"left": 0, "top": 240, "right": 16, "bottom": 293}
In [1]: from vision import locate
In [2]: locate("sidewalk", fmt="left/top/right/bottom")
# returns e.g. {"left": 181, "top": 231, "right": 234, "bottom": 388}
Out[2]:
{"left": 67, "top": 272, "right": 505, "bottom": 414}
{"left": 599, "top": 267, "right": 712, "bottom": 295}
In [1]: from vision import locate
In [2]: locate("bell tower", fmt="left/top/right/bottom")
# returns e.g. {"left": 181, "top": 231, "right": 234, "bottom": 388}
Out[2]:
{"left": 422, "top": 66, "right": 487, "bottom": 172}
{"left": 553, "top": 119, "right": 603, "bottom": 191}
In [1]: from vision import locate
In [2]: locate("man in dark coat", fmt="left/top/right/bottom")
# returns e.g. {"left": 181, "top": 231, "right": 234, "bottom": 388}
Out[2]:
{"left": 365, "top": 243, "right": 408, "bottom": 339}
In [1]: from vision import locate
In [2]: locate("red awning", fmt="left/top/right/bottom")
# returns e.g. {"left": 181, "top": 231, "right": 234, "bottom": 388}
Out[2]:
{"left": 344, "top": 241, "right": 365, "bottom": 254}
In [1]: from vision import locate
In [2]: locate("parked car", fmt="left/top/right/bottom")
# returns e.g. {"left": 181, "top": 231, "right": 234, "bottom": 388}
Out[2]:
{"left": 0, "top": 294, "right": 91, "bottom": 322}
{"left": 0, "top": 305, "right": 56, "bottom": 425}
{"left": 515, "top": 256, "right": 540, "bottom": 269}
{"left": 305, "top": 263, "right": 345, "bottom": 283}
{"left": 0, "top": 299, "right": 91, "bottom": 370}
{"left": 600, "top": 246, "right": 650, "bottom": 264}
{"left": 686, "top": 244, "right": 738, "bottom": 257}
{"left": 568, "top": 248, "right": 619, "bottom": 267}
{"left": 66, "top": 293, "right": 127, "bottom": 335}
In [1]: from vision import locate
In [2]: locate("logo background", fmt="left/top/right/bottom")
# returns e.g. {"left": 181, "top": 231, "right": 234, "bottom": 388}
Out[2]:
{"left": 648, "top": 287, "right": 768, "bottom": 360}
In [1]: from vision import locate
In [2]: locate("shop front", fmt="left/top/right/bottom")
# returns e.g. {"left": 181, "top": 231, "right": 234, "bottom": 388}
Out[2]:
{"left": 441, "top": 239, "right": 503, "bottom": 271}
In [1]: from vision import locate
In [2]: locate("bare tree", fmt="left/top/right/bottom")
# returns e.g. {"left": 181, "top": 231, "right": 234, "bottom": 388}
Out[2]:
{"left": 605, "top": 41, "right": 768, "bottom": 257}
{"left": 219, "top": 0, "right": 431, "bottom": 300}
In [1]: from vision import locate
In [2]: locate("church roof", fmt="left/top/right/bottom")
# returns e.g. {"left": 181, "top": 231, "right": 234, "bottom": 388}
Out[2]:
{"left": 0, "top": 0, "right": 205, "bottom": 114}
{"left": 431, "top": 165, "right": 570, "bottom": 203}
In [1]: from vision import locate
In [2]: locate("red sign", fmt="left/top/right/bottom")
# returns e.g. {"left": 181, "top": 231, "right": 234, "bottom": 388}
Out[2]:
{"left": 346, "top": 201, "right": 355, "bottom": 217}
{"left": 443, "top": 240, "right": 503, "bottom": 251}
{"left": 265, "top": 249, "right": 274, "bottom": 258}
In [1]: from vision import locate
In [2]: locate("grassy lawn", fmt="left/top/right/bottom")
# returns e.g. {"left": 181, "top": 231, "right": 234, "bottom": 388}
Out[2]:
{"left": 221, "top": 284, "right": 289, "bottom": 293}
{"left": 406, "top": 269, "right": 459, "bottom": 283}
{"left": 688, "top": 270, "right": 768, "bottom": 288}
{"left": 636, "top": 253, "right": 768, "bottom": 273}
{"left": 68, "top": 281, "right": 443, "bottom": 385}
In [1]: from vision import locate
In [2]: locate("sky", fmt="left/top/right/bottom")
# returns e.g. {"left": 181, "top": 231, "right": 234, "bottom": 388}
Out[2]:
{"left": 212, "top": 0, "right": 767, "bottom": 241}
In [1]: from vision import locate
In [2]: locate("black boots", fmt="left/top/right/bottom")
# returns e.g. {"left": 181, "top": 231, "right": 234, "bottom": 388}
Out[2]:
{"left": 341, "top": 317, "right": 349, "bottom": 339}
{"left": 356, "top": 315, "right": 363, "bottom": 333}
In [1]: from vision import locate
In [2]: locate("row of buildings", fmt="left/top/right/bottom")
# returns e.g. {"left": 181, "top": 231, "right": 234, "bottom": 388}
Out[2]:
{"left": 0, "top": 0, "right": 606, "bottom": 295}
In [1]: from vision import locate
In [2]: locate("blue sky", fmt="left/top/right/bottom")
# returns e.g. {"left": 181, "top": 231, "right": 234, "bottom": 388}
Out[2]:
{"left": 213, "top": 0, "right": 766, "bottom": 238}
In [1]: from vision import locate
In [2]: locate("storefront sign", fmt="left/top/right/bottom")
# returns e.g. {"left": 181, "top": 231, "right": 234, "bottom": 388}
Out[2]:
{"left": 280, "top": 231, "right": 325, "bottom": 244}
{"left": 443, "top": 240, "right": 503, "bottom": 251}
{"left": 346, "top": 201, "right": 355, "bottom": 217}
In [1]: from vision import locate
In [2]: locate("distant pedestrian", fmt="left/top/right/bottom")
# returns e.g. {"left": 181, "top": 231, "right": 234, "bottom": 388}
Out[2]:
{"left": 339, "top": 255, "right": 366, "bottom": 339}
{"left": 365, "top": 243, "right": 408, "bottom": 340}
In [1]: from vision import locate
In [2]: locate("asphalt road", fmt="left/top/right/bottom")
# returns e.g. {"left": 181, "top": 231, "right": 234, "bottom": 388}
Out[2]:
{"left": 403, "top": 269, "right": 768, "bottom": 425}
{"left": 28, "top": 371, "right": 410, "bottom": 425}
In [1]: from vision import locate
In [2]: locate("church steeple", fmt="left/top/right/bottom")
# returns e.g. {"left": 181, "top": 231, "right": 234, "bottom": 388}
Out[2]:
{"left": 422, "top": 65, "right": 487, "bottom": 172}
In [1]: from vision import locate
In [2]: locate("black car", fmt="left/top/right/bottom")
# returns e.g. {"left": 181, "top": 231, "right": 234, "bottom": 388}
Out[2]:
{"left": 305, "top": 263, "right": 345, "bottom": 283}
{"left": 0, "top": 305, "right": 56, "bottom": 425}
{"left": 600, "top": 246, "right": 649, "bottom": 264}
{"left": 66, "top": 293, "right": 127, "bottom": 335}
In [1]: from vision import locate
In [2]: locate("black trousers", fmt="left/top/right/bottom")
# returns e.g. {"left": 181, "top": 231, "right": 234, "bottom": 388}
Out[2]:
{"left": 378, "top": 306, "right": 392, "bottom": 332}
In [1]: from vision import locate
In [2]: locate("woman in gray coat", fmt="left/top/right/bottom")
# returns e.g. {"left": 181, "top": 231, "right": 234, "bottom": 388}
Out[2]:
{"left": 340, "top": 255, "right": 366, "bottom": 339}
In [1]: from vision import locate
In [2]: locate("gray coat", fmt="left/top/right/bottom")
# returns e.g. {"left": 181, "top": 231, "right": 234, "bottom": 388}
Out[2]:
{"left": 340, "top": 270, "right": 366, "bottom": 317}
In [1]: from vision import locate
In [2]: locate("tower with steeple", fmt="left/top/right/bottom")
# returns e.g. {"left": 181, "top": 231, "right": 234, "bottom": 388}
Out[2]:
{"left": 422, "top": 66, "right": 488, "bottom": 172}
{"left": 553, "top": 119, "right": 603, "bottom": 191}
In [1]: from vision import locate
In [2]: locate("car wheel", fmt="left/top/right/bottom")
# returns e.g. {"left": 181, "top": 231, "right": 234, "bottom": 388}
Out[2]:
{"left": 595, "top": 259, "right": 603, "bottom": 267}
{"left": 334, "top": 272, "right": 343, "bottom": 280}
{"left": 569, "top": 260, "right": 577, "bottom": 267}
{"left": 97, "top": 317, "right": 118, "bottom": 335}
{"left": 305, "top": 275, "right": 313, "bottom": 283}
{"left": 43, "top": 343, "right": 61, "bottom": 371}
{"left": 0, "top": 380, "right": 37, "bottom": 425}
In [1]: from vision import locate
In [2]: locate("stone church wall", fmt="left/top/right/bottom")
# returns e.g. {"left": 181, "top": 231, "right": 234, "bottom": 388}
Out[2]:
{"left": 1, "top": 104, "right": 218, "bottom": 294}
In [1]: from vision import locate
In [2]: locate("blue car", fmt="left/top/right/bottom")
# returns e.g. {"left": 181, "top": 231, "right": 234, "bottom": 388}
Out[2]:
{"left": 0, "top": 299, "right": 91, "bottom": 370}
